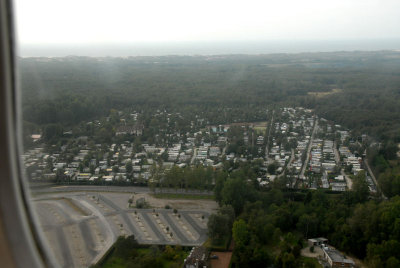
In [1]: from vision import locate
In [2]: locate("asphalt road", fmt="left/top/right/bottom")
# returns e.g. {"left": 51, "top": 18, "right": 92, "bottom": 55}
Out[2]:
{"left": 265, "top": 110, "right": 274, "bottom": 163}
{"left": 363, "top": 158, "right": 386, "bottom": 199}
{"left": 31, "top": 184, "right": 213, "bottom": 195}
{"left": 31, "top": 185, "right": 152, "bottom": 194}
{"left": 341, "top": 169, "right": 353, "bottom": 190}
{"left": 300, "top": 119, "right": 318, "bottom": 179}
{"left": 333, "top": 141, "right": 340, "bottom": 164}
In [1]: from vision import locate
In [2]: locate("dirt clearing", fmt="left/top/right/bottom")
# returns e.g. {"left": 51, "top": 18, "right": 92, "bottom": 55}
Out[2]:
{"left": 210, "top": 252, "right": 232, "bottom": 268}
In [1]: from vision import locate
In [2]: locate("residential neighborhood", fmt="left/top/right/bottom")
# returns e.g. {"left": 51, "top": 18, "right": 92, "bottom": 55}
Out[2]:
{"left": 24, "top": 106, "right": 377, "bottom": 194}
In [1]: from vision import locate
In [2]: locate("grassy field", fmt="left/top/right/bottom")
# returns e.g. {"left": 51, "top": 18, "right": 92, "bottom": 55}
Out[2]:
{"left": 254, "top": 126, "right": 267, "bottom": 135}
{"left": 152, "top": 193, "right": 214, "bottom": 200}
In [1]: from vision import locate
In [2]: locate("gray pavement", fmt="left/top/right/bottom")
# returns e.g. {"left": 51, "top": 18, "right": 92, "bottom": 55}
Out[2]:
{"left": 54, "top": 227, "right": 74, "bottom": 268}
{"left": 300, "top": 119, "right": 318, "bottom": 179}
{"left": 160, "top": 211, "right": 190, "bottom": 244}
{"left": 265, "top": 110, "right": 274, "bottom": 163}
{"left": 181, "top": 213, "right": 208, "bottom": 242}
{"left": 31, "top": 184, "right": 213, "bottom": 196}
{"left": 33, "top": 190, "right": 212, "bottom": 267}
{"left": 141, "top": 212, "right": 168, "bottom": 243}
{"left": 363, "top": 158, "right": 386, "bottom": 199}
{"left": 79, "top": 221, "right": 98, "bottom": 258}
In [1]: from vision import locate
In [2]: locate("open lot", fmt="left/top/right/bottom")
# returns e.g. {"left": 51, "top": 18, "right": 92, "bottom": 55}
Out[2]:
{"left": 210, "top": 252, "right": 233, "bottom": 268}
{"left": 32, "top": 186, "right": 217, "bottom": 267}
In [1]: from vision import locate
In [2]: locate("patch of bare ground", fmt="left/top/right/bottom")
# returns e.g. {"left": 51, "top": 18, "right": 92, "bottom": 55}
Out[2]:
{"left": 134, "top": 192, "right": 218, "bottom": 211}
{"left": 301, "top": 245, "right": 324, "bottom": 258}
{"left": 307, "top": 88, "right": 343, "bottom": 97}
{"left": 210, "top": 252, "right": 232, "bottom": 268}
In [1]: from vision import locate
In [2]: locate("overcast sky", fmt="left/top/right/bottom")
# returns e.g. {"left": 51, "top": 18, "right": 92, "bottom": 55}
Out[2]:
{"left": 15, "top": 0, "right": 400, "bottom": 45}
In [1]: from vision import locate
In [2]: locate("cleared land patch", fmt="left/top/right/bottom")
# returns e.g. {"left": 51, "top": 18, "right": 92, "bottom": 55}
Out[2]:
{"left": 307, "top": 88, "right": 343, "bottom": 97}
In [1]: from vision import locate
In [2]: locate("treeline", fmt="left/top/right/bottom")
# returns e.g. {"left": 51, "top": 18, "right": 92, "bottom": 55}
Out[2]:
{"left": 368, "top": 144, "right": 400, "bottom": 198}
{"left": 310, "top": 90, "right": 400, "bottom": 141}
{"left": 23, "top": 93, "right": 108, "bottom": 125}
{"left": 150, "top": 165, "right": 224, "bottom": 191}
{"left": 208, "top": 167, "right": 400, "bottom": 267}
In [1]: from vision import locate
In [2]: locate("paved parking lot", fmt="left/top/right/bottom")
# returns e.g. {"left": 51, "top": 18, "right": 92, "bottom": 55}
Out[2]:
{"left": 33, "top": 190, "right": 216, "bottom": 267}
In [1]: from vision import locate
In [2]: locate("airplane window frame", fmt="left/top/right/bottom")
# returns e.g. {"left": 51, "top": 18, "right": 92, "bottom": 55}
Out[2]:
{"left": 0, "top": 0, "right": 56, "bottom": 267}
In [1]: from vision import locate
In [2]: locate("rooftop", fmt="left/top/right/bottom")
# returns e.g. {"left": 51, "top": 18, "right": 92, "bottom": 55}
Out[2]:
{"left": 323, "top": 247, "right": 355, "bottom": 265}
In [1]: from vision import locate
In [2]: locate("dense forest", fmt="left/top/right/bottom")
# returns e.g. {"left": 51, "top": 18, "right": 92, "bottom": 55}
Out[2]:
{"left": 19, "top": 51, "right": 400, "bottom": 141}
{"left": 209, "top": 163, "right": 400, "bottom": 267}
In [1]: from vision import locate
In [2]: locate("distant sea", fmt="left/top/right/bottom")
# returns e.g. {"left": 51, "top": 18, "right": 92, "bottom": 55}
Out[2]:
{"left": 19, "top": 39, "right": 400, "bottom": 58}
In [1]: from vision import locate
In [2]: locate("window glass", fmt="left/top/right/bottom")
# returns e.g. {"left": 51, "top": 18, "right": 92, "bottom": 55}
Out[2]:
{"left": 14, "top": 0, "right": 400, "bottom": 267}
